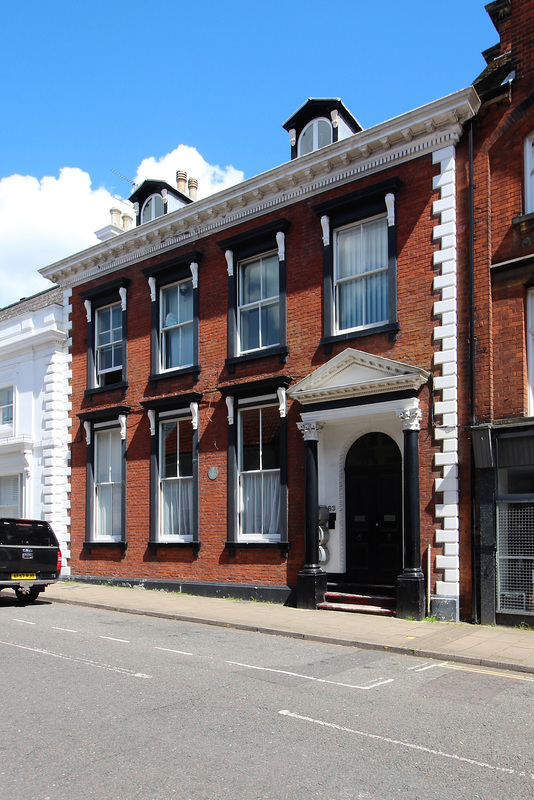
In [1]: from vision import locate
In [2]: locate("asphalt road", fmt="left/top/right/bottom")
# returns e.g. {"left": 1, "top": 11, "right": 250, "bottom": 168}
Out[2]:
{"left": 1, "top": 593, "right": 533, "bottom": 800}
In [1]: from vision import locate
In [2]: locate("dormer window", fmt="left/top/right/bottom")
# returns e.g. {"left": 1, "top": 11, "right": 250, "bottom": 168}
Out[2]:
{"left": 298, "top": 118, "right": 333, "bottom": 156}
{"left": 129, "top": 177, "right": 194, "bottom": 227}
{"left": 142, "top": 194, "right": 165, "bottom": 224}
{"left": 283, "top": 98, "right": 362, "bottom": 161}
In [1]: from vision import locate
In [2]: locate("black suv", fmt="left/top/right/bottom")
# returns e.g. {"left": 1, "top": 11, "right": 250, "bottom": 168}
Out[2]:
{"left": 0, "top": 519, "right": 61, "bottom": 603}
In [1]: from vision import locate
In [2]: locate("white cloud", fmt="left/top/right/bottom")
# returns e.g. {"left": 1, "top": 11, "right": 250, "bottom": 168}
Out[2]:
{"left": 0, "top": 168, "right": 129, "bottom": 308}
{"left": 0, "top": 147, "right": 244, "bottom": 309}
{"left": 133, "top": 144, "right": 244, "bottom": 199}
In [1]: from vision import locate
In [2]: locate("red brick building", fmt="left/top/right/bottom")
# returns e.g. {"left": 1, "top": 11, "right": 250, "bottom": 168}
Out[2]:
{"left": 466, "top": 0, "right": 534, "bottom": 625}
{"left": 40, "top": 82, "right": 480, "bottom": 622}
{"left": 47, "top": 12, "right": 534, "bottom": 619}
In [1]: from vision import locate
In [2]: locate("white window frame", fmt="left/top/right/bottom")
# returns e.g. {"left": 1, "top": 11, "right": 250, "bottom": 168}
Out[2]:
{"left": 0, "top": 386, "right": 14, "bottom": 434}
{"left": 525, "top": 132, "right": 534, "bottom": 215}
{"left": 94, "top": 427, "right": 122, "bottom": 541}
{"left": 141, "top": 193, "right": 165, "bottom": 223}
{"left": 333, "top": 214, "right": 389, "bottom": 334}
{"left": 158, "top": 412, "right": 194, "bottom": 542}
{"left": 298, "top": 117, "right": 333, "bottom": 156}
{"left": 95, "top": 302, "right": 123, "bottom": 386}
{"left": 238, "top": 403, "right": 281, "bottom": 542}
{"left": 238, "top": 251, "right": 280, "bottom": 354}
{"left": 160, "top": 279, "right": 194, "bottom": 371}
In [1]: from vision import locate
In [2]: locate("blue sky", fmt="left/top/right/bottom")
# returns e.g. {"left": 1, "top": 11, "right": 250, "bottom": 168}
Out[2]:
{"left": 0, "top": 0, "right": 496, "bottom": 306}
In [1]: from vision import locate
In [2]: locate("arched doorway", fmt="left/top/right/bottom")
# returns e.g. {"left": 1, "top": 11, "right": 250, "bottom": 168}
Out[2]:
{"left": 345, "top": 432, "right": 403, "bottom": 585}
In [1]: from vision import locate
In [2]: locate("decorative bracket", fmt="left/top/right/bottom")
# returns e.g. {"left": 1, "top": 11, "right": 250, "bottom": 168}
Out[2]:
{"left": 83, "top": 421, "right": 91, "bottom": 445}
{"left": 119, "top": 286, "right": 127, "bottom": 311}
{"left": 190, "top": 402, "right": 199, "bottom": 431}
{"left": 320, "top": 215, "right": 330, "bottom": 247}
{"left": 148, "top": 276, "right": 156, "bottom": 302}
{"left": 277, "top": 387, "right": 287, "bottom": 418}
{"left": 119, "top": 414, "right": 127, "bottom": 441}
{"left": 190, "top": 262, "right": 198, "bottom": 289}
{"left": 225, "top": 250, "right": 234, "bottom": 277}
{"left": 147, "top": 409, "right": 156, "bottom": 437}
{"left": 84, "top": 299, "right": 92, "bottom": 323}
{"left": 226, "top": 396, "right": 234, "bottom": 425}
{"left": 276, "top": 231, "right": 285, "bottom": 262}
{"left": 385, "top": 193, "right": 395, "bottom": 227}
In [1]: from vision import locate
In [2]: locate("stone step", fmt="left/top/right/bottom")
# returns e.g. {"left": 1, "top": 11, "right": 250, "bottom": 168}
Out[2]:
{"left": 324, "top": 591, "right": 396, "bottom": 608}
{"left": 318, "top": 601, "right": 395, "bottom": 616}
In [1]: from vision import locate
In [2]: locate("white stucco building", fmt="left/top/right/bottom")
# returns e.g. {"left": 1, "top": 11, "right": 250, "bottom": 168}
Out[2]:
{"left": 0, "top": 287, "right": 71, "bottom": 572}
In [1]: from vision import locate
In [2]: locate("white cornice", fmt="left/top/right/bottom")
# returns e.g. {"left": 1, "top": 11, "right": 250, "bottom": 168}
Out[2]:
{"left": 0, "top": 435, "right": 35, "bottom": 456}
{"left": 40, "top": 87, "right": 480, "bottom": 289}
{"left": 0, "top": 327, "right": 68, "bottom": 358}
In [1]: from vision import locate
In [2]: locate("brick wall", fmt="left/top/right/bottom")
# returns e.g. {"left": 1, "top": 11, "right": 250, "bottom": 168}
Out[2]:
{"left": 69, "top": 154, "right": 446, "bottom": 591}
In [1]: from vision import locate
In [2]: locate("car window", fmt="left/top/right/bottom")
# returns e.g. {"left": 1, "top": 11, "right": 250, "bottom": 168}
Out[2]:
{"left": 0, "top": 521, "right": 58, "bottom": 547}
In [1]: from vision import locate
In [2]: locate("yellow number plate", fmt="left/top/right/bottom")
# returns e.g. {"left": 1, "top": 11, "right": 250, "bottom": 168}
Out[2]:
{"left": 11, "top": 573, "right": 36, "bottom": 580}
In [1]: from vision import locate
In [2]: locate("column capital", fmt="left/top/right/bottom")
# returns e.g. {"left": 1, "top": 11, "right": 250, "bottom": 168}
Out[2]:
{"left": 398, "top": 407, "right": 422, "bottom": 431}
{"left": 297, "top": 421, "right": 324, "bottom": 441}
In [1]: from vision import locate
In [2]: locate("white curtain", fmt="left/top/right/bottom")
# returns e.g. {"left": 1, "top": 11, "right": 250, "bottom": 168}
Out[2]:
{"left": 337, "top": 218, "right": 387, "bottom": 329}
{"left": 161, "top": 476, "right": 193, "bottom": 538}
{"left": 262, "top": 471, "right": 281, "bottom": 536}
{"left": 96, "top": 483, "right": 122, "bottom": 540}
{"left": 240, "top": 470, "right": 280, "bottom": 537}
{"left": 95, "top": 429, "right": 122, "bottom": 540}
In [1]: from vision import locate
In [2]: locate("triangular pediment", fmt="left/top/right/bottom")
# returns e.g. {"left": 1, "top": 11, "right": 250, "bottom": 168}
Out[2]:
{"left": 288, "top": 348, "right": 429, "bottom": 404}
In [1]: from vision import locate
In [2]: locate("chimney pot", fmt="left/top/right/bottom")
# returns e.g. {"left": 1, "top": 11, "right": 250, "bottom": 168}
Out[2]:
{"left": 188, "top": 177, "right": 198, "bottom": 201}
{"left": 110, "top": 207, "right": 121, "bottom": 227}
{"left": 122, "top": 214, "right": 133, "bottom": 231}
{"left": 176, "top": 170, "right": 187, "bottom": 193}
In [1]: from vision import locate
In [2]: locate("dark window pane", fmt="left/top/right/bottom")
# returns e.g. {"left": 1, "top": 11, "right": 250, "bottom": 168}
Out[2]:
{"left": 261, "top": 405, "right": 280, "bottom": 469}
{"left": 241, "top": 408, "right": 260, "bottom": 471}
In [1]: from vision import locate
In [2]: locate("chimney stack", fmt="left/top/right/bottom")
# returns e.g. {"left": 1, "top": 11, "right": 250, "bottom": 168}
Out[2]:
{"left": 176, "top": 170, "right": 187, "bottom": 194}
{"left": 110, "top": 208, "right": 121, "bottom": 227}
{"left": 188, "top": 177, "right": 198, "bottom": 201}
{"left": 122, "top": 214, "right": 133, "bottom": 231}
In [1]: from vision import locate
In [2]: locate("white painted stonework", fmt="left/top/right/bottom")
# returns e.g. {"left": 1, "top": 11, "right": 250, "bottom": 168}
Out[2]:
{"left": 0, "top": 288, "right": 71, "bottom": 574}
{"left": 432, "top": 145, "right": 460, "bottom": 618}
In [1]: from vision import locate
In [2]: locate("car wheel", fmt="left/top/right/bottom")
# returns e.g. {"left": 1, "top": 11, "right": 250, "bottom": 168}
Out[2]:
{"left": 15, "top": 587, "right": 40, "bottom": 604}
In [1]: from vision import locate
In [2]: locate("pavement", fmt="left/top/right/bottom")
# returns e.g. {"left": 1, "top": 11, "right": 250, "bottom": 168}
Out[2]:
{"left": 43, "top": 580, "right": 534, "bottom": 676}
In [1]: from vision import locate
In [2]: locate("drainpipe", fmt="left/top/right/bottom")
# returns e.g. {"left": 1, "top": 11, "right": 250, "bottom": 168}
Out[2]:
{"left": 468, "top": 118, "right": 479, "bottom": 623}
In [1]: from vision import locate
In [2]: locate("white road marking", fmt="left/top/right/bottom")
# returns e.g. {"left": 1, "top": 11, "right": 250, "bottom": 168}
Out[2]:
{"left": 13, "top": 619, "right": 35, "bottom": 625}
{"left": 412, "top": 664, "right": 440, "bottom": 672}
{"left": 0, "top": 639, "right": 151, "bottom": 678}
{"left": 99, "top": 635, "right": 130, "bottom": 643}
{"left": 52, "top": 627, "right": 78, "bottom": 633}
{"left": 279, "top": 711, "right": 534, "bottom": 780}
{"left": 227, "top": 661, "right": 393, "bottom": 690}
{"left": 442, "top": 663, "right": 534, "bottom": 682}
{"left": 154, "top": 646, "right": 193, "bottom": 656}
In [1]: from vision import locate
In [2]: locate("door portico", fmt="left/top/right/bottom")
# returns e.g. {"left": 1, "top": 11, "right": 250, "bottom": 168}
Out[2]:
{"left": 289, "top": 349, "right": 429, "bottom": 618}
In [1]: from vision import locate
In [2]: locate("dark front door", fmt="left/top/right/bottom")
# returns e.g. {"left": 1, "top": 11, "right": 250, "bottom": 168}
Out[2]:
{"left": 345, "top": 432, "right": 402, "bottom": 585}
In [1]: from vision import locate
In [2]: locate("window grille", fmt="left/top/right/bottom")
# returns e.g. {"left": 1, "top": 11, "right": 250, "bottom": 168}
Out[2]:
{"left": 496, "top": 502, "right": 534, "bottom": 613}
